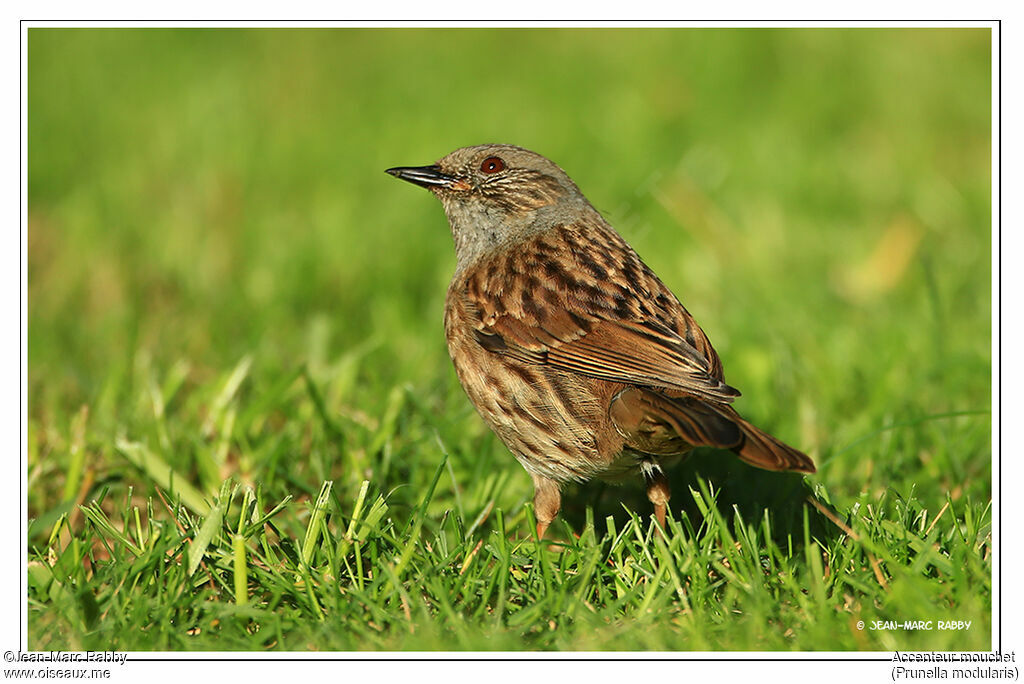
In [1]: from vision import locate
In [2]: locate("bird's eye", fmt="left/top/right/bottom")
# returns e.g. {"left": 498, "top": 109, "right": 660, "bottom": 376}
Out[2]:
{"left": 480, "top": 157, "right": 505, "bottom": 174}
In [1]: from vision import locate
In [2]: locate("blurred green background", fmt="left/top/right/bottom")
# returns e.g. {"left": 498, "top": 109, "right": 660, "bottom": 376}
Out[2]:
{"left": 26, "top": 27, "right": 991, "bottom": 649}
{"left": 29, "top": 26, "right": 991, "bottom": 477}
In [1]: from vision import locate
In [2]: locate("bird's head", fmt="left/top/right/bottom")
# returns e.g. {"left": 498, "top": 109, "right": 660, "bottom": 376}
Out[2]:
{"left": 387, "top": 144, "right": 592, "bottom": 270}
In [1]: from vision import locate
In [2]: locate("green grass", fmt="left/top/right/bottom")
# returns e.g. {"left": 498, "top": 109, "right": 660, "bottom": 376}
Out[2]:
{"left": 27, "top": 27, "right": 992, "bottom": 651}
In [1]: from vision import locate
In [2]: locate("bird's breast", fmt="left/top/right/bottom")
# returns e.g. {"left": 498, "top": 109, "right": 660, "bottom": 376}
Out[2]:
{"left": 443, "top": 289, "right": 626, "bottom": 483}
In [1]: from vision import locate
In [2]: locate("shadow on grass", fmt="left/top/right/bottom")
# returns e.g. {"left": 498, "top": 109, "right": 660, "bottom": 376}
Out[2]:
{"left": 557, "top": 447, "right": 840, "bottom": 549}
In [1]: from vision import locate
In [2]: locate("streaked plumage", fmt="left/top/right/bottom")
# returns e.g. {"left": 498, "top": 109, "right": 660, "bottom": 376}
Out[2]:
{"left": 387, "top": 144, "right": 814, "bottom": 537}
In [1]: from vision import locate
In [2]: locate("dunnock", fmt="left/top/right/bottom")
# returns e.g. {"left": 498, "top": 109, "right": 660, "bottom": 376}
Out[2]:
{"left": 387, "top": 144, "right": 815, "bottom": 538}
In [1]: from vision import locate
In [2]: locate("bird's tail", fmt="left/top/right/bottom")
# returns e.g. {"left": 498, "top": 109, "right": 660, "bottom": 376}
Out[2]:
{"left": 612, "top": 388, "right": 816, "bottom": 474}
{"left": 727, "top": 410, "right": 816, "bottom": 474}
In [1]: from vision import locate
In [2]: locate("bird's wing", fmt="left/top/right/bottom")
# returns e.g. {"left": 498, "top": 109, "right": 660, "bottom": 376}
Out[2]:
{"left": 460, "top": 220, "right": 738, "bottom": 403}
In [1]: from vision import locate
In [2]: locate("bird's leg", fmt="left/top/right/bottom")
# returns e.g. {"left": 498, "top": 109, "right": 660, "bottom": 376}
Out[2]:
{"left": 531, "top": 473, "right": 561, "bottom": 540}
{"left": 643, "top": 464, "right": 671, "bottom": 535}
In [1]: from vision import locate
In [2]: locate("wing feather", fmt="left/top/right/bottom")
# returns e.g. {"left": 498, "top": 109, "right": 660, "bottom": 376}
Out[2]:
{"left": 457, "top": 219, "right": 739, "bottom": 403}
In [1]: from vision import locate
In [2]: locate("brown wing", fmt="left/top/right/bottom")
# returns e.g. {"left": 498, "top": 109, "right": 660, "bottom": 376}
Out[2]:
{"left": 458, "top": 218, "right": 738, "bottom": 403}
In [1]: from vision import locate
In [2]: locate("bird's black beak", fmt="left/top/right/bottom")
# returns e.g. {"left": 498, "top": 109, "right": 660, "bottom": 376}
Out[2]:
{"left": 385, "top": 164, "right": 457, "bottom": 189}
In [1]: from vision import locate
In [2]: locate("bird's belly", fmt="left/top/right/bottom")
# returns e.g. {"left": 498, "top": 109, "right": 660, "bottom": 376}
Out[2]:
{"left": 445, "top": 328, "right": 624, "bottom": 483}
{"left": 598, "top": 449, "right": 688, "bottom": 483}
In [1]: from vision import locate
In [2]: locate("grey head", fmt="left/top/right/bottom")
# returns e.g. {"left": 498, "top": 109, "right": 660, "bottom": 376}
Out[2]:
{"left": 386, "top": 144, "right": 595, "bottom": 271}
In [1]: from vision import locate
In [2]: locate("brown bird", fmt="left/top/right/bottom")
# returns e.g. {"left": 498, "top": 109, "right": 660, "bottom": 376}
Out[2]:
{"left": 386, "top": 144, "right": 815, "bottom": 539}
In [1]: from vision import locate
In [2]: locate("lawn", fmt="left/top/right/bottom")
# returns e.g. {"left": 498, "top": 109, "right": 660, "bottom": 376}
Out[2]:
{"left": 26, "top": 27, "right": 992, "bottom": 651}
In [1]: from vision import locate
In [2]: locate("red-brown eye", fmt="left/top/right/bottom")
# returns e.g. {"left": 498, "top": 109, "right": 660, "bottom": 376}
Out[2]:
{"left": 480, "top": 156, "right": 505, "bottom": 174}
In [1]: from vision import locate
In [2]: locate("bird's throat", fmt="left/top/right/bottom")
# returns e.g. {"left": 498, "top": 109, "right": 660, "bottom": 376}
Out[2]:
{"left": 444, "top": 202, "right": 530, "bottom": 274}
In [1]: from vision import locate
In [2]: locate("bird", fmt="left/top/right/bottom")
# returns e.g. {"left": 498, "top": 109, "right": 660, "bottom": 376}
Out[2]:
{"left": 386, "top": 144, "right": 815, "bottom": 539}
